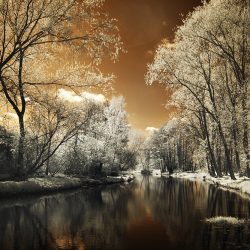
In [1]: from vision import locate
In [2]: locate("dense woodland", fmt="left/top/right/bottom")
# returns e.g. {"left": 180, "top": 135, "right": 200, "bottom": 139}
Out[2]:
{"left": 0, "top": 0, "right": 249, "bottom": 181}
{"left": 146, "top": 0, "right": 250, "bottom": 179}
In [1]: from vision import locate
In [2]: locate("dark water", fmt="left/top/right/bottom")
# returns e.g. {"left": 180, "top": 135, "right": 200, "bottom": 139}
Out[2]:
{"left": 0, "top": 175, "right": 250, "bottom": 250}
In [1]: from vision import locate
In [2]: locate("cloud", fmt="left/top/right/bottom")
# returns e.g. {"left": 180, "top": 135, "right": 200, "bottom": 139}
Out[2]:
{"left": 145, "top": 127, "right": 159, "bottom": 134}
{"left": 58, "top": 89, "right": 105, "bottom": 103}
{"left": 81, "top": 92, "right": 106, "bottom": 103}
{"left": 58, "top": 89, "right": 83, "bottom": 102}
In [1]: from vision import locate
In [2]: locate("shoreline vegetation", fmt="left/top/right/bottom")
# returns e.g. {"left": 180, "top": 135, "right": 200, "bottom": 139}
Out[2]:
{"left": 0, "top": 174, "right": 135, "bottom": 197}
{"left": 1, "top": 169, "right": 250, "bottom": 200}
{"left": 204, "top": 216, "right": 250, "bottom": 225}
{"left": 160, "top": 170, "right": 250, "bottom": 199}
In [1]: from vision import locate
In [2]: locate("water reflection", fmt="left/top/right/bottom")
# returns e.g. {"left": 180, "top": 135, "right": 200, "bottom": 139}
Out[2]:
{"left": 0, "top": 175, "right": 249, "bottom": 250}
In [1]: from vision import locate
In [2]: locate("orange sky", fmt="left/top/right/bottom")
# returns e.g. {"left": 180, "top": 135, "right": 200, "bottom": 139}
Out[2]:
{"left": 101, "top": 0, "right": 202, "bottom": 130}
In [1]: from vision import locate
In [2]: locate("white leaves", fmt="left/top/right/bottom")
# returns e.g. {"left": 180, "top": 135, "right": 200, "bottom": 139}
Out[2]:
{"left": 146, "top": 41, "right": 176, "bottom": 86}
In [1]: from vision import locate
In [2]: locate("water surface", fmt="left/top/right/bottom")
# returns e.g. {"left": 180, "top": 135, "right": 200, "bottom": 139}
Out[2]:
{"left": 0, "top": 175, "right": 250, "bottom": 250}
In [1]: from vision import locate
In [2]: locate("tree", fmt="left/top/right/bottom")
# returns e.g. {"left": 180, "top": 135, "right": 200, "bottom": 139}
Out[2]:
{"left": 102, "top": 96, "right": 129, "bottom": 173}
{"left": 59, "top": 95, "right": 135, "bottom": 176}
{"left": 0, "top": 0, "right": 122, "bottom": 177}
{"left": 148, "top": 117, "right": 195, "bottom": 175}
{"left": 0, "top": 125, "right": 14, "bottom": 179}
{"left": 63, "top": 100, "right": 107, "bottom": 175}
{"left": 147, "top": 0, "right": 250, "bottom": 179}
{"left": 22, "top": 92, "right": 95, "bottom": 177}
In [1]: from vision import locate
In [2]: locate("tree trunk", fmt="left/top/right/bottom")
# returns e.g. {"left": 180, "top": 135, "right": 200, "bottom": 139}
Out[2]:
{"left": 242, "top": 93, "right": 250, "bottom": 177}
{"left": 202, "top": 110, "right": 217, "bottom": 177}
{"left": 232, "top": 125, "right": 241, "bottom": 173}
{"left": 217, "top": 121, "right": 236, "bottom": 180}
{"left": 17, "top": 114, "right": 25, "bottom": 178}
{"left": 45, "top": 141, "right": 51, "bottom": 176}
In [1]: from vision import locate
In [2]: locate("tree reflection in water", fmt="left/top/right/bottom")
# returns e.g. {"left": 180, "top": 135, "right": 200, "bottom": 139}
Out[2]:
{"left": 0, "top": 176, "right": 249, "bottom": 250}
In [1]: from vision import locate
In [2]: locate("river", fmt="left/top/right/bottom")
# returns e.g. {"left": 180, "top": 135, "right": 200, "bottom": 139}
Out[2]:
{"left": 0, "top": 175, "right": 249, "bottom": 250}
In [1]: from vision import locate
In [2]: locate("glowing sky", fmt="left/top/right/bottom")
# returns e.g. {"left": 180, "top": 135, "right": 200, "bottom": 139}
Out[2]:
{"left": 100, "top": 0, "right": 202, "bottom": 130}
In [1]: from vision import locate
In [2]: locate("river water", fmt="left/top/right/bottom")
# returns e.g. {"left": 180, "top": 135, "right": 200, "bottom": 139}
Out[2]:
{"left": 0, "top": 175, "right": 250, "bottom": 250}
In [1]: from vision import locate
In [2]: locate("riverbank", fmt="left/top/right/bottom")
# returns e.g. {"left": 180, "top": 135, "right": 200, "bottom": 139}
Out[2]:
{"left": 162, "top": 171, "right": 250, "bottom": 198}
{"left": 0, "top": 174, "right": 135, "bottom": 197}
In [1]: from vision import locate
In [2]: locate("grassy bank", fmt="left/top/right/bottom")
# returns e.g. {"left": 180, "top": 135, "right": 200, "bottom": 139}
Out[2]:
{"left": 0, "top": 174, "right": 134, "bottom": 197}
